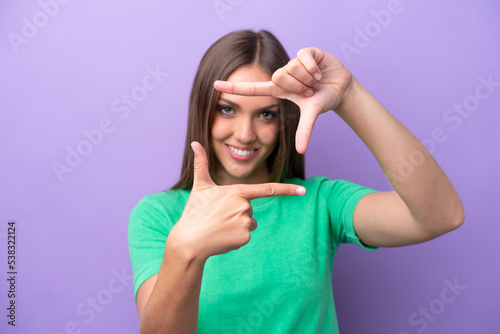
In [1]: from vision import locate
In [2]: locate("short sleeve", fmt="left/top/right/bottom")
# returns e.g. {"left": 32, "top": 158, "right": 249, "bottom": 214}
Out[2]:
{"left": 315, "top": 176, "right": 378, "bottom": 251}
{"left": 128, "top": 195, "right": 175, "bottom": 302}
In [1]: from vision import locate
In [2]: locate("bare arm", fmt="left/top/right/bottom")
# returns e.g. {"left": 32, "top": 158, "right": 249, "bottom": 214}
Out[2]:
{"left": 137, "top": 240, "right": 206, "bottom": 333}
{"left": 134, "top": 142, "right": 306, "bottom": 332}
{"left": 214, "top": 47, "right": 464, "bottom": 248}
{"left": 337, "top": 78, "right": 464, "bottom": 247}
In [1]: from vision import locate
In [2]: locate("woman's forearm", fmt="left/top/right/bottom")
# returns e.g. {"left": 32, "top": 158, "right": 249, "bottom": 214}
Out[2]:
{"left": 139, "top": 239, "right": 207, "bottom": 334}
{"left": 335, "top": 77, "right": 464, "bottom": 233}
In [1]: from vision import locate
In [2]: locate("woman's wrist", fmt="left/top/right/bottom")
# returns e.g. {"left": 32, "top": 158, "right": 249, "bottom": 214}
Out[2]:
{"left": 165, "top": 229, "right": 209, "bottom": 267}
{"left": 333, "top": 75, "right": 363, "bottom": 117}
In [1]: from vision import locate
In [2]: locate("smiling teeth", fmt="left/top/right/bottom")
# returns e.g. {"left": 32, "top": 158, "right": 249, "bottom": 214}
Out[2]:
{"left": 230, "top": 145, "right": 255, "bottom": 157}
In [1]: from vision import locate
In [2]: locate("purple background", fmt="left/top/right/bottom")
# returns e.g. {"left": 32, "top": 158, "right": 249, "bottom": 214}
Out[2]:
{"left": 1, "top": 0, "right": 499, "bottom": 333}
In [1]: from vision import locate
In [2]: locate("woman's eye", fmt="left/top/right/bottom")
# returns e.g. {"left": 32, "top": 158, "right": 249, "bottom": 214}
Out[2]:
{"left": 218, "top": 106, "right": 233, "bottom": 114}
{"left": 260, "top": 111, "right": 278, "bottom": 121}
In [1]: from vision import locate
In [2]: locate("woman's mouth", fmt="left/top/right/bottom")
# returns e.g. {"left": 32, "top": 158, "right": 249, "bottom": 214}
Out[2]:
{"left": 225, "top": 144, "right": 259, "bottom": 162}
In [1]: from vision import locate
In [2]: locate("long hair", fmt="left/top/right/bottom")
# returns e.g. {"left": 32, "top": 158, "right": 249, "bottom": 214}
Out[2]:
{"left": 171, "top": 30, "right": 304, "bottom": 190}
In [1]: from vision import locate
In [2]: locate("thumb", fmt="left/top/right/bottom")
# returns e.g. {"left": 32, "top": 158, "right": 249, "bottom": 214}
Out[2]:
{"left": 191, "top": 141, "right": 216, "bottom": 190}
{"left": 295, "top": 108, "right": 320, "bottom": 154}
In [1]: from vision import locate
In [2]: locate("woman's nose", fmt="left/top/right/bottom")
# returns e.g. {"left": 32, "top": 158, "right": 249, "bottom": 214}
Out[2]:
{"left": 233, "top": 116, "right": 255, "bottom": 143}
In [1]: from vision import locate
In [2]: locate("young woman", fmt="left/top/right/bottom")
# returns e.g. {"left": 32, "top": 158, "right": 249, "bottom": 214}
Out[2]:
{"left": 128, "top": 30, "right": 464, "bottom": 333}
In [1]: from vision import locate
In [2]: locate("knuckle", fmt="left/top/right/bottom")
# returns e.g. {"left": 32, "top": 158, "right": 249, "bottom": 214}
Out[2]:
{"left": 240, "top": 201, "right": 252, "bottom": 212}
{"left": 240, "top": 232, "right": 251, "bottom": 245}
{"left": 234, "top": 185, "right": 246, "bottom": 196}
{"left": 193, "top": 160, "right": 207, "bottom": 171}
{"left": 272, "top": 70, "right": 285, "bottom": 85}
{"left": 304, "top": 76, "right": 316, "bottom": 87}
{"left": 284, "top": 64, "right": 294, "bottom": 74}
{"left": 265, "top": 184, "right": 275, "bottom": 196}
{"left": 249, "top": 84, "right": 257, "bottom": 96}
{"left": 224, "top": 192, "right": 238, "bottom": 204}
{"left": 295, "top": 83, "right": 307, "bottom": 95}
{"left": 297, "top": 48, "right": 310, "bottom": 58}
{"left": 228, "top": 82, "right": 236, "bottom": 94}
{"left": 280, "top": 186, "right": 290, "bottom": 196}
{"left": 281, "top": 185, "right": 293, "bottom": 196}
{"left": 286, "top": 60, "right": 301, "bottom": 73}
{"left": 242, "top": 216, "right": 253, "bottom": 228}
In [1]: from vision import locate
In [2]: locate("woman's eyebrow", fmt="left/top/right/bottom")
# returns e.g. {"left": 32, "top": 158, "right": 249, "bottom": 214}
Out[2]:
{"left": 257, "top": 104, "right": 280, "bottom": 112}
{"left": 218, "top": 98, "right": 279, "bottom": 111}
{"left": 218, "top": 98, "right": 239, "bottom": 108}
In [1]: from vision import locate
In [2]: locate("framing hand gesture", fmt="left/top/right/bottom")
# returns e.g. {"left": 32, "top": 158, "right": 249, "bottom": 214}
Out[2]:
{"left": 214, "top": 47, "right": 353, "bottom": 154}
{"left": 168, "top": 141, "right": 306, "bottom": 260}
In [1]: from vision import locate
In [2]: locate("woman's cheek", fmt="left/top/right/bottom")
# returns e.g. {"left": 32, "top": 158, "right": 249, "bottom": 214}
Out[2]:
{"left": 211, "top": 116, "right": 230, "bottom": 139}
{"left": 259, "top": 123, "right": 279, "bottom": 145}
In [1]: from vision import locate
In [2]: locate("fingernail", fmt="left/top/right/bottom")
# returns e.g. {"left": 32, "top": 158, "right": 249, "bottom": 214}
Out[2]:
{"left": 304, "top": 89, "right": 313, "bottom": 97}
{"left": 314, "top": 72, "right": 322, "bottom": 80}
{"left": 296, "top": 187, "right": 306, "bottom": 195}
{"left": 313, "top": 82, "right": 321, "bottom": 89}
{"left": 190, "top": 142, "right": 197, "bottom": 156}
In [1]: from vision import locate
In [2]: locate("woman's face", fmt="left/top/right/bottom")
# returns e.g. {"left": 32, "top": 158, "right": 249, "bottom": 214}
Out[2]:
{"left": 211, "top": 64, "right": 280, "bottom": 185}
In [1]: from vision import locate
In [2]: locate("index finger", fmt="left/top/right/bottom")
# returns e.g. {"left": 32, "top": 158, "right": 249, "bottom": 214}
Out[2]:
{"left": 214, "top": 80, "right": 275, "bottom": 96}
{"left": 236, "top": 182, "right": 306, "bottom": 200}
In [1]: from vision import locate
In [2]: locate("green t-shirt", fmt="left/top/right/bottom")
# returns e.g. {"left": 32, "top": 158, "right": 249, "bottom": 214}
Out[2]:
{"left": 128, "top": 175, "right": 377, "bottom": 333}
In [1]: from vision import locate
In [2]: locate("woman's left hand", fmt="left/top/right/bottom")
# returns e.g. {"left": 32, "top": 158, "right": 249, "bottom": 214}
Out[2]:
{"left": 214, "top": 47, "right": 353, "bottom": 154}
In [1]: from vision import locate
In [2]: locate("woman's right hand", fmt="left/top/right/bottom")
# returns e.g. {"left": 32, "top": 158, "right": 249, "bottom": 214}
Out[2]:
{"left": 166, "top": 141, "right": 306, "bottom": 261}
